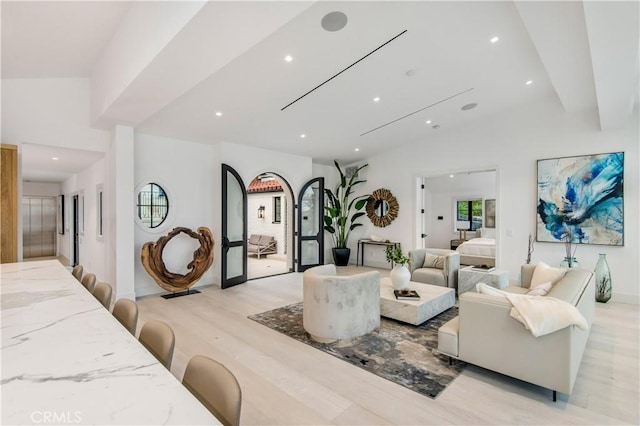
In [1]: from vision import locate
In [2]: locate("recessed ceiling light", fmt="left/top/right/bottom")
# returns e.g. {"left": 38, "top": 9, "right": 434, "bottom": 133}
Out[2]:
{"left": 52, "top": 157, "right": 59, "bottom": 161}
{"left": 215, "top": 111, "right": 222, "bottom": 117}
{"left": 490, "top": 36, "right": 499, "bottom": 44}
{"left": 373, "top": 97, "right": 380, "bottom": 102}
{"left": 355, "top": 148, "right": 360, "bottom": 152}
{"left": 284, "top": 55, "right": 293, "bottom": 62}
{"left": 300, "top": 134, "right": 306, "bottom": 138}
{"left": 449, "top": 174, "right": 454, "bottom": 178}
{"left": 526, "top": 80, "right": 533, "bottom": 85}
{"left": 461, "top": 103, "right": 477, "bottom": 111}
{"left": 426, "top": 120, "right": 432, "bottom": 124}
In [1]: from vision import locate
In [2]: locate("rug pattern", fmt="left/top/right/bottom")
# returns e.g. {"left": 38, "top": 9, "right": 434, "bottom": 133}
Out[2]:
{"left": 249, "top": 303, "right": 465, "bottom": 399}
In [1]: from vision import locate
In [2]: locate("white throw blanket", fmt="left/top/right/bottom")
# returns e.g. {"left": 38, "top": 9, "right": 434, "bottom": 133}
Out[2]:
{"left": 506, "top": 293, "right": 588, "bottom": 337}
{"left": 475, "top": 283, "right": 589, "bottom": 337}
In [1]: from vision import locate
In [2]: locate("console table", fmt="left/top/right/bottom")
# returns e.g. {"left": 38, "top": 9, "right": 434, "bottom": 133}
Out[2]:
{"left": 357, "top": 239, "right": 400, "bottom": 267}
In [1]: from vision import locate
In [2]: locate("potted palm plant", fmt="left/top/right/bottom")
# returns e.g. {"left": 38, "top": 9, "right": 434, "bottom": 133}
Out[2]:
{"left": 323, "top": 160, "right": 369, "bottom": 266}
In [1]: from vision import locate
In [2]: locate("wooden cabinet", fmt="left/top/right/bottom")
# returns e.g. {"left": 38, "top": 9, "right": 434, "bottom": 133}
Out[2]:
{"left": 1, "top": 144, "right": 18, "bottom": 263}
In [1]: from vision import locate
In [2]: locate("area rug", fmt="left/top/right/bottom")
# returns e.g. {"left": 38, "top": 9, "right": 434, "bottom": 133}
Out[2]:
{"left": 248, "top": 303, "right": 465, "bottom": 399}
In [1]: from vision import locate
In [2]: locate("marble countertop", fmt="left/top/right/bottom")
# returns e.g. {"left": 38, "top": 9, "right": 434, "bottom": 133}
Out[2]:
{"left": 1, "top": 260, "right": 218, "bottom": 425}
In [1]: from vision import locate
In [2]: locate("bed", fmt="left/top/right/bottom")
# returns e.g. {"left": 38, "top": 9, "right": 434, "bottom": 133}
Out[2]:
{"left": 456, "top": 227, "right": 496, "bottom": 267}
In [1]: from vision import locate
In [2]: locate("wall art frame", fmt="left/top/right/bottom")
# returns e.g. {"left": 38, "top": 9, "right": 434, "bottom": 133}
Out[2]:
{"left": 536, "top": 151, "right": 624, "bottom": 246}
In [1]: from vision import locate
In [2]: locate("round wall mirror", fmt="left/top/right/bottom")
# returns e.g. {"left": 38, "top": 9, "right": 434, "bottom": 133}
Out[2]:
{"left": 366, "top": 188, "right": 398, "bottom": 227}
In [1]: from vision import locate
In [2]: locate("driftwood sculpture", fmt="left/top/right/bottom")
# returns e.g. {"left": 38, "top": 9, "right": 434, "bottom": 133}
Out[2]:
{"left": 141, "top": 226, "right": 214, "bottom": 293}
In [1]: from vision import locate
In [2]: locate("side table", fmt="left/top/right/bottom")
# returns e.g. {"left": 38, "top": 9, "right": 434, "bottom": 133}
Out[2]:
{"left": 450, "top": 239, "right": 465, "bottom": 250}
{"left": 458, "top": 266, "right": 509, "bottom": 294}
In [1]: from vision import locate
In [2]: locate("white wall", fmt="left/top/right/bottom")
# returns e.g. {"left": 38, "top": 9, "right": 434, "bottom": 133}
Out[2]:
{"left": 1, "top": 78, "right": 110, "bottom": 152}
{"left": 134, "top": 133, "right": 217, "bottom": 297}
{"left": 59, "top": 158, "right": 108, "bottom": 280}
{"left": 360, "top": 97, "right": 639, "bottom": 303}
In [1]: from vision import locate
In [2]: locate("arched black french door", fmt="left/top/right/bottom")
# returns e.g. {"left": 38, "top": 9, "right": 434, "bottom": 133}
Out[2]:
{"left": 221, "top": 164, "right": 247, "bottom": 288}
{"left": 297, "top": 177, "right": 324, "bottom": 271}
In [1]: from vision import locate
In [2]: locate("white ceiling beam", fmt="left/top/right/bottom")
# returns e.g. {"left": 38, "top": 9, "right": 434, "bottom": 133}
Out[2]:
{"left": 91, "top": 1, "right": 314, "bottom": 129}
{"left": 90, "top": 1, "right": 208, "bottom": 126}
{"left": 514, "top": 1, "right": 597, "bottom": 113}
{"left": 583, "top": 1, "right": 639, "bottom": 130}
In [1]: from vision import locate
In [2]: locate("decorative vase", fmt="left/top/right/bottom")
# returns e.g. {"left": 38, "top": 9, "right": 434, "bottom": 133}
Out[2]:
{"left": 594, "top": 253, "right": 612, "bottom": 303}
{"left": 390, "top": 264, "right": 411, "bottom": 290}
{"left": 560, "top": 257, "right": 580, "bottom": 269}
{"left": 332, "top": 248, "right": 351, "bottom": 266}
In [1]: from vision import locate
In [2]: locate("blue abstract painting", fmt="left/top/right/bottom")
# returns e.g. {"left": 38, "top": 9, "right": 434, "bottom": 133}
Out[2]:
{"left": 537, "top": 152, "right": 624, "bottom": 246}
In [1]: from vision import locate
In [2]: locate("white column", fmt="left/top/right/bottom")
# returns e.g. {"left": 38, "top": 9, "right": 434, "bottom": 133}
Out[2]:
{"left": 107, "top": 125, "right": 135, "bottom": 300}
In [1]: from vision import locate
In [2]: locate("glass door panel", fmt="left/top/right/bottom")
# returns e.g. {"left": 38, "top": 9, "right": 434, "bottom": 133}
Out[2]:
{"left": 221, "top": 164, "right": 247, "bottom": 288}
{"left": 297, "top": 178, "right": 324, "bottom": 271}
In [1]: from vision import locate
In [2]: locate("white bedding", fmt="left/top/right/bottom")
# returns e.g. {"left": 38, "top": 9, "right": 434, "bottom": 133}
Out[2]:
{"left": 456, "top": 237, "right": 496, "bottom": 257}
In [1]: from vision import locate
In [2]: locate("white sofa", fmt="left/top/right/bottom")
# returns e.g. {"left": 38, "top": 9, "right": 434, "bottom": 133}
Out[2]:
{"left": 408, "top": 248, "right": 460, "bottom": 290}
{"left": 438, "top": 264, "right": 594, "bottom": 400}
{"left": 302, "top": 264, "right": 380, "bottom": 343}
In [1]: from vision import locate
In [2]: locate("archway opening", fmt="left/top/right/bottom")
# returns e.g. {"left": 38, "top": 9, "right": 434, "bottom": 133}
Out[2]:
{"left": 246, "top": 172, "right": 295, "bottom": 279}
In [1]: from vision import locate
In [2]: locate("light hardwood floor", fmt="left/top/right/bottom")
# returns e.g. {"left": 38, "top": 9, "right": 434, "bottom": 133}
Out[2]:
{"left": 136, "top": 266, "right": 639, "bottom": 425}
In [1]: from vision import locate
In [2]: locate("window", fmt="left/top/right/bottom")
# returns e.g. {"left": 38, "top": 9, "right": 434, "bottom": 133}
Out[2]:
{"left": 456, "top": 199, "right": 483, "bottom": 231}
{"left": 136, "top": 183, "right": 169, "bottom": 228}
{"left": 273, "top": 196, "right": 282, "bottom": 223}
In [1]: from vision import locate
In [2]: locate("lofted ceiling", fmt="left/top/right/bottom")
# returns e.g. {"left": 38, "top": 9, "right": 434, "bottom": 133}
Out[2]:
{"left": 2, "top": 1, "right": 638, "bottom": 181}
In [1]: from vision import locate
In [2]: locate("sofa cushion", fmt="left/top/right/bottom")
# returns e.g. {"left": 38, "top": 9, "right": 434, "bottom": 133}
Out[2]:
{"left": 531, "top": 261, "right": 566, "bottom": 286}
{"left": 248, "top": 234, "right": 261, "bottom": 245}
{"left": 412, "top": 268, "right": 446, "bottom": 286}
{"left": 504, "top": 285, "right": 529, "bottom": 295}
{"left": 546, "top": 270, "right": 590, "bottom": 305}
{"left": 438, "top": 316, "right": 459, "bottom": 357}
{"left": 422, "top": 253, "right": 445, "bottom": 269}
{"left": 258, "top": 235, "right": 274, "bottom": 245}
{"left": 527, "top": 281, "right": 553, "bottom": 296}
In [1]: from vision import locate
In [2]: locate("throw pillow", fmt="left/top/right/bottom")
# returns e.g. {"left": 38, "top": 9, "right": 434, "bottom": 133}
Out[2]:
{"left": 476, "top": 282, "right": 508, "bottom": 298}
{"left": 531, "top": 261, "right": 566, "bottom": 287}
{"left": 423, "top": 253, "right": 445, "bottom": 269}
{"left": 526, "top": 281, "right": 553, "bottom": 296}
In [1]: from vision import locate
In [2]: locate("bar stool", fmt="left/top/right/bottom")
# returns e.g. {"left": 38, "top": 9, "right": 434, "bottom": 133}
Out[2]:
{"left": 81, "top": 273, "right": 96, "bottom": 292}
{"left": 71, "top": 264, "right": 83, "bottom": 281}
{"left": 92, "top": 281, "right": 112, "bottom": 309}
{"left": 112, "top": 299, "right": 138, "bottom": 336}
{"left": 139, "top": 320, "right": 175, "bottom": 370}
{"left": 182, "top": 355, "right": 242, "bottom": 426}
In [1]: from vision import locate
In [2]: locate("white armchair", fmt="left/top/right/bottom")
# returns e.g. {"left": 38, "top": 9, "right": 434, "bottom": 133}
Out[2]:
{"left": 408, "top": 248, "right": 460, "bottom": 290}
{"left": 303, "top": 264, "right": 380, "bottom": 343}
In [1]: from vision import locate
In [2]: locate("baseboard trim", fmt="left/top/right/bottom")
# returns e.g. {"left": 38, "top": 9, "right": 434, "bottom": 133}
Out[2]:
{"left": 611, "top": 292, "right": 639, "bottom": 305}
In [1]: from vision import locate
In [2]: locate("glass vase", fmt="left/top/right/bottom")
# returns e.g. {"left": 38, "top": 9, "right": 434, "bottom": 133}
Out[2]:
{"left": 560, "top": 257, "right": 580, "bottom": 269}
{"left": 594, "top": 253, "right": 612, "bottom": 303}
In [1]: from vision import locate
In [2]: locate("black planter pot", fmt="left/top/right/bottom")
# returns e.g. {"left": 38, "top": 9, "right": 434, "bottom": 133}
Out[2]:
{"left": 332, "top": 247, "right": 351, "bottom": 266}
